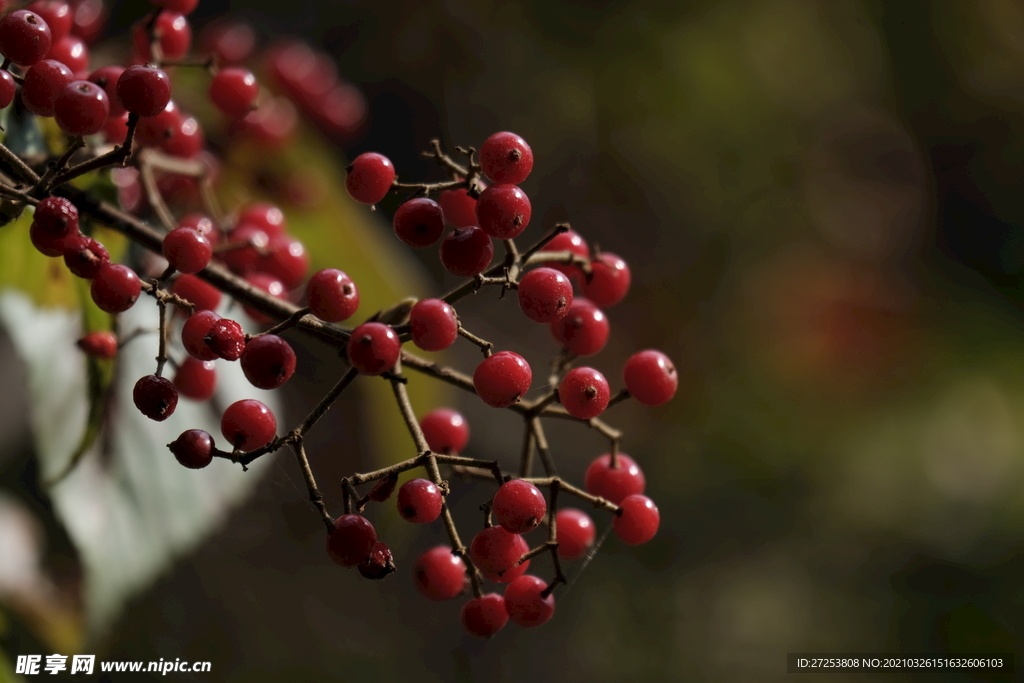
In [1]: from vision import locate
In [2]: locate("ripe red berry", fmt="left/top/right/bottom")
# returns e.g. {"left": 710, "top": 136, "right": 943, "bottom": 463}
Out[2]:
{"left": 87, "top": 64, "right": 124, "bottom": 115}
{"left": 555, "top": 508, "right": 595, "bottom": 561}
{"left": 613, "top": 494, "right": 659, "bottom": 545}
{"left": 480, "top": 533, "right": 529, "bottom": 583}
{"left": 219, "top": 224, "right": 267, "bottom": 275}
{"left": 542, "top": 229, "right": 589, "bottom": 280}
{"left": 503, "top": 575, "right": 555, "bottom": 628}
{"left": 172, "top": 357, "right": 216, "bottom": 400}
{"left": 326, "top": 514, "right": 376, "bottom": 567}
{"left": 413, "top": 546, "right": 466, "bottom": 601}
{"left": 22, "top": 58, "right": 74, "bottom": 116}
{"left": 518, "top": 267, "right": 573, "bottom": 323}
{"left": 178, "top": 213, "right": 218, "bottom": 243}
{"left": 347, "top": 322, "right": 400, "bottom": 375}
{"left": 116, "top": 64, "right": 171, "bottom": 117}
{"left": 393, "top": 197, "right": 445, "bottom": 248}
{"left": 439, "top": 226, "right": 494, "bottom": 277}
{"left": 30, "top": 220, "right": 74, "bottom": 256}
{"left": 54, "top": 79, "right": 108, "bottom": 135}
{"left": 181, "top": 309, "right": 220, "bottom": 360}
{"left": 409, "top": 298, "right": 458, "bottom": 352}
{"left": 419, "top": 408, "right": 469, "bottom": 454}
{"left": 62, "top": 233, "right": 109, "bottom": 279}
{"left": 101, "top": 111, "right": 129, "bottom": 144}
{"left": 623, "top": 350, "right": 678, "bottom": 406}
{"left": 173, "top": 274, "right": 221, "bottom": 312}
{"left": 397, "top": 478, "right": 443, "bottom": 523}
{"left": 168, "top": 429, "right": 214, "bottom": 469}
{"left": 240, "top": 334, "right": 296, "bottom": 390}
{"left": 368, "top": 473, "right": 399, "bottom": 503}
{"left": 201, "top": 20, "right": 255, "bottom": 64}
{"left": 492, "top": 479, "right": 546, "bottom": 534}
{"left": 582, "top": 252, "right": 631, "bottom": 307}
{"left": 236, "top": 202, "right": 285, "bottom": 237}
{"left": 255, "top": 234, "right": 308, "bottom": 289}
{"left": 133, "top": 374, "right": 178, "bottom": 421}
{"left": 480, "top": 132, "right": 533, "bottom": 185}
{"left": 70, "top": 0, "right": 104, "bottom": 44}
{"left": 357, "top": 541, "right": 396, "bottom": 580}
{"left": 220, "top": 398, "right": 276, "bottom": 450}
{"left": 461, "top": 593, "right": 508, "bottom": 638}
{"left": 209, "top": 67, "right": 259, "bottom": 118}
{"left": 162, "top": 226, "right": 212, "bottom": 274}
{"left": 205, "top": 317, "right": 246, "bottom": 361}
{"left": 584, "top": 453, "right": 645, "bottom": 505}
{"left": 345, "top": 152, "right": 394, "bottom": 205}
{"left": 559, "top": 366, "right": 611, "bottom": 420}
{"left": 161, "top": 114, "right": 204, "bottom": 158}
{"left": 28, "top": 2, "right": 72, "bottom": 42}
{"left": 46, "top": 34, "right": 87, "bottom": 75}
{"left": 469, "top": 525, "right": 522, "bottom": 576}
{"left": 0, "top": 10, "right": 53, "bottom": 66}
{"left": 0, "top": 70, "right": 15, "bottom": 109}
{"left": 90, "top": 263, "right": 140, "bottom": 313}
{"left": 475, "top": 184, "right": 531, "bottom": 239}
{"left": 550, "top": 298, "right": 609, "bottom": 356}
{"left": 306, "top": 269, "right": 359, "bottom": 322}
{"left": 76, "top": 330, "right": 117, "bottom": 359}
{"left": 473, "top": 351, "right": 531, "bottom": 408}
{"left": 135, "top": 99, "right": 181, "bottom": 148}
{"left": 438, "top": 187, "right": 479, "bottom": 228}
{"left": 132, "top": 11, "right": 190, "bottom": 61}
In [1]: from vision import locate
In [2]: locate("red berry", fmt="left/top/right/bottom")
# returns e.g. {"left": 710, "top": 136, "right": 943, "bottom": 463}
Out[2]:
{"left": 542, "top": 229, "right": 589, "bottom": 281}
{"left": 409, "top": 298, "right": 458, "bottom": 352}
{"left": 30, "top": 220, "right": 73, "bottom": 256}
{"left": 326, "top": 514, "right": 376, "bottom": 567}
{"left": 162, "top": 226, "right": 211, "bottom": 274}
{"left": 550, "top": 298, "right": 609, "bottom": 356}
{"left": 209, "top": 67, "right": 258, "bottom": 118}
{"left": 180, "top": 309, "right": 220, "bottom": 360}
{"left": 357, "top": 541, "right": 395, "bottom": 580}
{"left": 0, "top": 10, "right": 53, "bottom": 66}
{"left": 172, "top": 357, "right": 216, "bottom": 400}
{"left": 132, "top": 11, "right": 190, "bottom": 61}
{"left": 236, "top": 202, "right": 285, "bottom": 237}
{"left": 419, "top": 408, "right": 469, "bottom": 454}
{"left": 0, "top": 70, "right": 14, "bottom": 108}
{"left": 219, "top": 224, "right": 267, "bottom": 275}
{"left": 54, "top": 79, "right": 108, "bottom": 135}
{"left": 70, "top": 0, "right": 105, "bottom": 44}
{"left": 306, "top": 269, "right": 359, "bottom": 322}
{"left": 116, "top": 64, "right": 171, "bottom": 117}
{"left": 101, "top": 111, "right": 129, "bottom": 144}
{"left": 76, "top": 330, "right": 117, "bottom": 358}
{"left": 461, "top": 593, "right": 509, "bottom": 638}
{"left": 205, "top": 317, "right": 245, "bottom": 361}
{"left": 503, "top": 575, "right": 555, "bottom": 628}
{"left": 368, "top": 473, "right": 399, "bottom": 503}
{"left": 240, "top": 334, "right": 296, "bottom": 390}
{"left": 480, "top": 533, "right": 529, "bottom": 583}
{"left": 90, "top": 263, "right": 140, "bottom": 313}
{"left": 220, "top": 398, "right": 276, "bottom": 450}
{"left": 584, "top": 453, "right": 645, "bottom": 505}
{"left": 133, "top": 374, "right": 178, "bottom": 421}
{"left": 623, "top": 350, "right": 678, "bottom": 406}
{"left": 34, "top": 196, "right": 78, "bottom": 237}
{"left": 62, "top": 233, "right": 109, "bottom": 279}
{"left": 87, "top": 64, "right": 124, "bottom": 115}
{"left": 22, "top": 58, "right": 74, "bottom": 116}
{"left": 161, "top": 114, "right": 203, "bottom": 158}
{"left": 480, "top": 132, "right": 533, "bottom": 185}
{"left": 255, "top": 234, "right": 308, "bottom": 289}
{"left": 28, "top": 2, "right": 72, "bottom": 42}
{"left": 492, "top": 479, "right": 546, "bottom": 534}
{"left": 473, "top": 351, "right": 531, "bottom": 408}
{"left": 559, "top": 366, "right": 611, "bottom": 419}
{"left": 469, "top": 526, "right": 522, "bottom": 576}
{"left": 475, "top": 184, "right": 531, "bottom": 239}
{"left": 347, "top": 322, "right": 400, "bottom": 375}
{"left": 178, "top": 213, "right": 218, "bottom": 243}
{"left": 555, "top": 508, "right": 595, "bottom": 561}
{"left": 46, "top": 34, "right": 87, "bottom": 74}
{"left": 172, "top": 274, "right": 221, "bottom": 311}
{"left": 438, "top": 187, "right": 479, "bottom": 228}
{"left": 439, "top": 226, "right": 494, "bottom": 277}
{"left": 345, "top": 152, "right": 394, "bottom": 205}
{"left": 135, "top": 99, "right": 181, "bottom": 147}
{"left": 613, "top": 494, "right": 659, "bottom": 545}
{"left": 582, "top": 252, "right": 631, "bottom": 307}
{"left": 518, "top": 267, "right": 572, "bottom": 323}
{"left": 201, "top": 20, "right": 255, "bottom": 64}
{"left": 168, "top": 429, "right": 214, "bottom": 469}
{"left": 150, "top": 0, "right": 199, "bottom": 15}
{"left": 393, "top": 197, "right": 445, "bottom": 248}
{"left": 397, "top": 478, "right": 443, "bottom": 523}
{"left": 413, "top": 546, "right": 466, "bottom": 601}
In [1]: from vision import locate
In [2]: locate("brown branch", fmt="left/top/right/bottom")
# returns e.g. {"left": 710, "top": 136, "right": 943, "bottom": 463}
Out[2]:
{"left": 291, "top": 441, "right": 334, "bottom": 533}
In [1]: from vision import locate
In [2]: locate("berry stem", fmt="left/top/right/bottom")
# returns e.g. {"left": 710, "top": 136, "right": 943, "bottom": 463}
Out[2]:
{"left": 36, "top": 136, "right": 85, "bottom": 193}
{"left": 0, "top": 140, "right": 40, "bottom": 183}
{"left": 154, "top": 292, "right": 168, "bottom": 377}
{"left": 457, "top": 325, "right": 493, "bottom": 358}
{"left": 606, "top": 388, "right": 631, "bottom": 410}
{"left": 138, "top": 156, "right": 177, "bottom": 232}
{"left": 291, "top": 440, "right": 334, "bottom": 533}
{"left": 296, "top": 366, "right": 360, "bottom": 438}
{"left": 529, "top": 417, "right": 558, "bottom": 477}
{"left": 51, "top": 113, "right": 140, "bottom": 186}
{"left": 522, "top": 477, "right": 621, "bottom": 514}
{"left": 139, "top": 149, "right": 224, "bottom": 224}
{"left": 518, "top": 421, "right": 535, "bottom": 478}
{"left": 256, "top": 307, "right": 311, "bottom": 339}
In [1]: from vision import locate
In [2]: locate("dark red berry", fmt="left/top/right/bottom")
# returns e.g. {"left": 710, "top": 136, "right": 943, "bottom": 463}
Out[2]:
{"left": 326, "top": 514, "right": 376, "bottom": 567}
{"left": 76, "top": 330, "right": 117, "bottom": 358}
{"left": 347, "top": 322, "right": 400, "bottom": 375}
{"left": 90, "top": 263, "right": 140, "bottom": 313}
{"left": 34, "top": 196, "right": 78, "bottom": 237}
{"left": 368, "top": 472, "right": 399, "bottom": 502}
{"left": 393, "top": 197, "right": 445, "bottom": 248}
{"left": 71, "top": 0, "right": 105, "bottom": 44}
{"left": 461, "top": 593, "right": 509, "bottom": 638}
{"left": 439, "top": 226, "right": 494, "bottom": 277}
{"left": 240, "top": 334, "right": 296, "bottom": 390}
{"left": 28, "top": 2, "right": 72, "bottom": 42}
{"left": 236, "top": 202, "right": 285, "bottom": 237}
{"left": 87, "top": 64, "right": 124, "bottom": 115}
{"left": 255, "top": 234, "right": 308, "bottom": 289}
{"left": 132, "top": 11, "right": 190, "bottom": 61}
{"left": 306, "top": 269, "right": 359, "bottom": 322}
{"left": 438, "top": 187, "right": 479, "bottom": 228}
{"left": 201, "top": 20, "right": 255, "bottom": 64}
{"left": 480, "top": 533, "right": 529, "bottom": 583}
{"left": 413, "top": 546, "right": 466, "bottom": 601}
{"left": 220, "top": 398, "right": 276, "bottom": 450}
{"left": 30, "top": 220, "right": 74, "bottom": 256}
{"left": 419, "top": 408, "right": 469, "bottom": 454}
{"left": 135, "top": 99, "right": 181, "bottom": 148}
{"left": 178, "top": 213, "right": 218, "bottom": 243}
{"left": 357, "top": 541, "right": 396, "bottom": 580}
{"left": 133, "top": 374, "right": 178, "bottom": 421}
{"left": 173, "top": 274, "right": 221, "bottom": 312}
{"left": 584, "top": 453, "right": 645, "bottom": 505}
{"left": 613, "top": 494, "right": 659, "bottom": 545}
{"left": 559, "top": 366, "right": 611, "bottom": 419}
{"left": 172, "top": 357, "right": 216, "bottom": 400}
{"left": 46, "top": 34, "right": 88, "bottom": 75}
{"left": 161, "top": 114, "right": 203, "bottom": 158}
{"left": 0, "top": 10, "right": 53, "bottom": 66}
{"left": 542, "top": 229, "right": 589, "bottom": 281}
{"left": 480, "top": 132, "right": 533, "bottom": 185}
{"left": 555, "top": 508, "right": 595, "bottom": 561}
{"left": 469, "top": 526, "right": 522, "bottom": 576}
{"left": 116, "top": 64, "right": 171, "bottom": 117}
{"left": 582, "top": 252, "right": 631, "bottom": 307}
{"left": 168, "top": 429, "right": 214, "bottom": 469}
{"left": 0, "top": 70, "right": 15, "bottom": 108}
{"left": 162, "top": 226, "right": 212, "bottom": 274}
{"left": 181, "top": 309, "right": 220, "bottom": 360}
{"left": 209, "top": 67, "right": 258, "bottom": 118}
{"left": 205, "top": 317, "right": 245, "bottom": 361}
{"left": 345, "top": 152, "right": 394, "bottom": 205}
{"left": 473, "top": 350, "right": 531, "bottom": 409}
{"left": 101, "top": 111, "right": 129, "bottom": 144}
{"left": 518, "top": 267, "right": 572, "bottom": 323}
{"left": 62, "top": 233, "right": 109, "bottom": 279}
{"left": 504, "top": 575, "right": 555, "bottom": 627}
{"left": 550, "top": 298, "right": 609, "bottom": 356}
{"left": 623, "top": 350, "right": 678, "bottom": 406}
{"left": 397, "top": 478, "right": 443, "bottom": 523}
{"left": 219, "top": 224, "right": 267, "bottom": 275}
{"left": 492, "top": 479, "right": 546, "bottom": 534}
{"left": 22, "top": 58, "right": 74, "bottom": 116}
{"left": 409, "top": 298, "right": 458, "bottom": 352}
{"left": 475, "top": 184, "right": 531, "bottom": 240}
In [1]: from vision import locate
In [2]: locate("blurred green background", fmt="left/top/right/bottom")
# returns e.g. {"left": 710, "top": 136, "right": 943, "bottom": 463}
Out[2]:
{"left": 7, "top": 0, "right": 1024, "bottom": 680}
